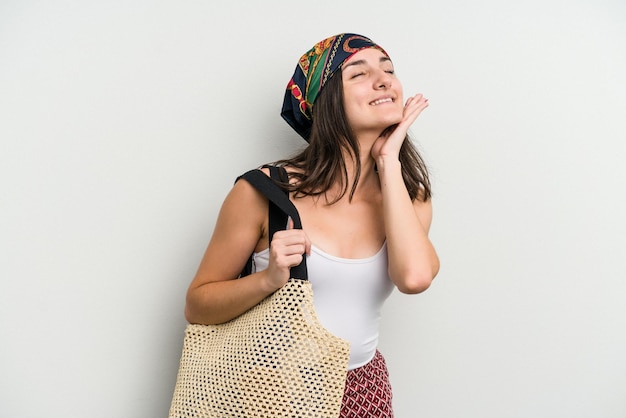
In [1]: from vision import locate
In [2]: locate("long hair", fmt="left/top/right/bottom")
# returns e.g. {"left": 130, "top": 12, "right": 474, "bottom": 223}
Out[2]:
{"left": 276, "top": 71, "right": 432, "bottom": 203}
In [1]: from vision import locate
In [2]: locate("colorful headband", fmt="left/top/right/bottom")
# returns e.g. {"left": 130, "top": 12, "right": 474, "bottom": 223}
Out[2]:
{"left": 280, "top": 33, "right": 388, "bottom": 141}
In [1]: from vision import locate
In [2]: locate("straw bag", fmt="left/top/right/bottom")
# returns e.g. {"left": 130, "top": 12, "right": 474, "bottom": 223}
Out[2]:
{"left": 168, "top": 167, "right": 350, "bottom": 418}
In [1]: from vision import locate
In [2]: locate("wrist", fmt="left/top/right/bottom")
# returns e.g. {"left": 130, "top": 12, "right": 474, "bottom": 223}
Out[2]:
{"left": 376, "top": 156, "right": 401, "bottom": 175}
{"left": 257, "top": 270, "right": 279, "bottom": 294}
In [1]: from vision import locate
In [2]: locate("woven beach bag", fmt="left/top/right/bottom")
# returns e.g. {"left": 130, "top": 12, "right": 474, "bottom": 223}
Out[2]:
{"left": 168, "top": 168, "right": 350, "bottom": 418}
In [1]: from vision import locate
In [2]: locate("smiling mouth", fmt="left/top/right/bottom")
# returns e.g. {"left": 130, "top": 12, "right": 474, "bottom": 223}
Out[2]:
{"left": 370, "top": 98, "right": 394, "bottom": 106}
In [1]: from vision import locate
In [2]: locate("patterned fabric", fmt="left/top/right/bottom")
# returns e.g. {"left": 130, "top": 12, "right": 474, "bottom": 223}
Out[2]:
{"left": 340, "top": 350, "right": 394, "bottom": 418}
{"left": 281, "top": 33, "right": 388, "bottom": 141}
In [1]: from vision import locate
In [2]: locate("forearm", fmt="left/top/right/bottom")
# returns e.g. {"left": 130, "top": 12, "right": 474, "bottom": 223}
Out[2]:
{"left": 185, "top": 270, "right": 276, "bottom": 325}
{"left": 377, "top": 158, "right": 439, "bottom": 293}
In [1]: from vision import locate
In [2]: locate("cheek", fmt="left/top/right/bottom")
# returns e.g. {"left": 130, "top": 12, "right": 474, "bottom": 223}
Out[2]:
{"left": 393, "top": 89, "right": 405, "bottom": 116}
{"left": 396, "top": 85, "right": 404, "bottom": 105}
{"left": 343, "top": 102, "right": 360, "bottom": 127}
{"left": 342, "top": 92, "right": 362, "bottom": 120}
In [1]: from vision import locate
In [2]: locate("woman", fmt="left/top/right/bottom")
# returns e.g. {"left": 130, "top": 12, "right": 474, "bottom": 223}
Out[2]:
{"left": 184, "top": 33, "right": 439, "bottom": 416}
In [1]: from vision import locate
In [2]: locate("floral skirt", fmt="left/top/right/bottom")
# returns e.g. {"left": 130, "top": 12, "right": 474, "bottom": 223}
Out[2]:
{"left": 339, "top": 350, "right": 393, "bottom": 418}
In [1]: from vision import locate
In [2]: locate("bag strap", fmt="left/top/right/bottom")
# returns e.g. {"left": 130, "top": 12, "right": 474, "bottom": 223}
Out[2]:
{"left": 239, "top": 165, "right": 285, "bottom": 278}
{"left": 266, "top": 165, "right": 289, "bottom": 247}
{"left": 237, "top": 167, "right": 308, "bottom": 281}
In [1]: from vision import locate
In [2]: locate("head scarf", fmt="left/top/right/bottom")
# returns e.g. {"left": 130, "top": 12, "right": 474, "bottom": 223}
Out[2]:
{"left": 281, "top": 33, "right": 388, "bottom": 141}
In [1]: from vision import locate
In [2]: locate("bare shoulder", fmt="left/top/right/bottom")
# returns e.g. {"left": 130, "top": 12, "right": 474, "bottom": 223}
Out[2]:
{"left": 189, "top": 171, "right": 270, "bottom": 287}
{"left": 223, "top": 171, "right": 269, "bottom": 221}
{"left": 212, "top": 171, "right": 272, "bottom": 248}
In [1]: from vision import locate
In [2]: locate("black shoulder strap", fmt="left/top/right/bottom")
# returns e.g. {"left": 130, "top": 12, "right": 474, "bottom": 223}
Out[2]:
{"left": 237, "top": 167, "right": 307, "bottom": 280}
{"left": 266, "top": 165, "right": 289, "bottom": 246}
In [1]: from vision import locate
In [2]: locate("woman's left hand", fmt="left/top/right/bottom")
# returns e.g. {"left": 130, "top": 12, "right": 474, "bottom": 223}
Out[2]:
{"left": 371, "top": 94, "right": 429, "bottom": 161}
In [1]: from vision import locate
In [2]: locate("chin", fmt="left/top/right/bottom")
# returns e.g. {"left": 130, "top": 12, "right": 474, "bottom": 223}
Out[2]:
{"left": 382, "top": 115, "right": 403, "bottom": 127}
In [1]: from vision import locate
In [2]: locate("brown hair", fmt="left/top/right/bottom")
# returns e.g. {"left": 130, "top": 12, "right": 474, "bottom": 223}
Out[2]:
{"left": 276, "top": 71, "right": 432, "bottom": 203}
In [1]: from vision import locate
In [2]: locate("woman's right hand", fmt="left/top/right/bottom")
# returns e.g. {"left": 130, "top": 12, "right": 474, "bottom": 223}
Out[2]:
{"left": 264, "top": 218, "right": 311, "bottom": 291}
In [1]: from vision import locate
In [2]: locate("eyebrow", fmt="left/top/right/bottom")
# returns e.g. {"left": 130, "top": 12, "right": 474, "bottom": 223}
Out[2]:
{"left": 343, "top": 56, "right": 392, "bottom": 69}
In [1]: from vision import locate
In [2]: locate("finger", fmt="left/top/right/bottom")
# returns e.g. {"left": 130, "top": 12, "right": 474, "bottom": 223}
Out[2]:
{"left": 406, "top": 94, "right": 427, "bottom": 106}
{"left": 275, "top": 229, "right": 311, "bottom": 256}
{"left": 402, "top": 97, "right": 428, "bottom": 123}
{"left": 284, "top": 253, "right": 305, "bottom": 269}
{"left": 286, "top": 216, "right": 294, "bottom": 230}
{"left": 303, "top": 231, "right": 311, "bottom": 256}
{"left": 286, "top": 232, "right": 311, "bottom": 256}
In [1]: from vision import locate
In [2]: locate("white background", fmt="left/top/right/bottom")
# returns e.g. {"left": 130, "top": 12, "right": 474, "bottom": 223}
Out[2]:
{"left": 1, "top": 1, "right": 625, "bottom": 417}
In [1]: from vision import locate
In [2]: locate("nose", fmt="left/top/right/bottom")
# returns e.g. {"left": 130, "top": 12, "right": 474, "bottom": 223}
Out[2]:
{"left": 374, "top": 69, "right": 392, "bottom": 90}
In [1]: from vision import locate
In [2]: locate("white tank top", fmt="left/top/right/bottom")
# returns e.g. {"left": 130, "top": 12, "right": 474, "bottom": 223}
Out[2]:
{"left": 252, "top": 242, "right": 395, "bottom": 370}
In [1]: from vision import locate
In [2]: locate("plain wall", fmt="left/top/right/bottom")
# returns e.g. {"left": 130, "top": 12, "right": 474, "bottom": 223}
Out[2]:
{"left": 1, "top": 1, "right": 625, "bottom": 417}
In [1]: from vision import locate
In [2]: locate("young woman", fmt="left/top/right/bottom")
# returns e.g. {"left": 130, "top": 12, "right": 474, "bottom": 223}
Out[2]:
{"left": 184, "top": 33, "right": 439, "bottom": 416}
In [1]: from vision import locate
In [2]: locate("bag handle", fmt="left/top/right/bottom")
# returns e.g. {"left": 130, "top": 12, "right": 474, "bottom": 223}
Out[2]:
{"left": 266, "top": 165, "right": 289, "bottom": 247}
{"left": 237, "top": 168, "right": 308, "bottom": 281}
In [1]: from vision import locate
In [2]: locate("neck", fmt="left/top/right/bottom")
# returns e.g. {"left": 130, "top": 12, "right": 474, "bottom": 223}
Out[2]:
{"left": 336, "top": 133, "right": 380, "bottom": 200}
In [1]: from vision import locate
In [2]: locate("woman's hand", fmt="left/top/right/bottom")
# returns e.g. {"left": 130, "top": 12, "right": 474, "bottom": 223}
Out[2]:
{"left": 264, "top": 218, "right": 311, "bottom": 292}
{"left": 371, "top": 94, "right": 429, "bottom": 162}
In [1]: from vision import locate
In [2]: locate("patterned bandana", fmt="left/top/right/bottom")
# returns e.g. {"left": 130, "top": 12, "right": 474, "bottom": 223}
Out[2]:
{"left": 281, "top": 33, "right": 388, "bottom": 141}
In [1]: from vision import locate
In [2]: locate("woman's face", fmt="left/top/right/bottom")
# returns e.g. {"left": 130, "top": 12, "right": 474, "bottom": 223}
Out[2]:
{"left": 341, "top": 48, "right": 404, "bottom": 137}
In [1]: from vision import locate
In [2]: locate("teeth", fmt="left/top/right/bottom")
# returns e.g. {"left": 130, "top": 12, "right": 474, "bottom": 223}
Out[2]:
{"left": 371, "top": 98, "right": 393, "bottom": 106}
